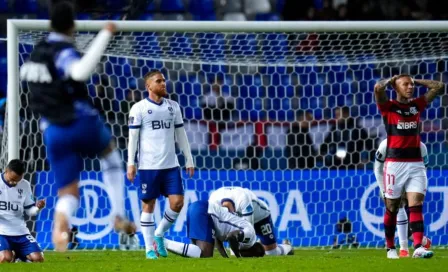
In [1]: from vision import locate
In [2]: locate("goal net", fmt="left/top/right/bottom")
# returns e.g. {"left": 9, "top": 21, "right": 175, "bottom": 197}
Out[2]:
{"left": 3, "top": 20, "right": 448, "bottom": 250}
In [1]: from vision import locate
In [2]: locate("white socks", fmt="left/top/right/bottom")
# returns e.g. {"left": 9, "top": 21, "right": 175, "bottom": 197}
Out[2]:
{"left": 164, "top": 239, "right": 202, "bottom": 258}
{"left": 140, "top": 212, "right": 155, "bottom": 252}
{"left": 100, "top": 150, "right": 125, "bottom": 219}
{"left": 265, "top": 244, "right": 292, "bottom": 256}
{"left": 155, "top": 207, "right": 179, "bottom": 237}
{"left": 55, "top": 194, "right": 79, "bottom": 225}
{"left": 397, "top": 207, "right": 409, "bottom": 251}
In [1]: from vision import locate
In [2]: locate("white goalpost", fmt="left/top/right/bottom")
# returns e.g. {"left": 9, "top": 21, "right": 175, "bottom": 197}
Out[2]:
{"left": 4, "top": 19, "right": 448, "bottom": 249}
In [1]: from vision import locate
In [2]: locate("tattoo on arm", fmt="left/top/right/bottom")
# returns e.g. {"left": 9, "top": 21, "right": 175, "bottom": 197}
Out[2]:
{"left": 374, "top": 78, "right": 390, "bottom": 104}
{"left": 415, "top": 79, "right": 445, "bottom": 103}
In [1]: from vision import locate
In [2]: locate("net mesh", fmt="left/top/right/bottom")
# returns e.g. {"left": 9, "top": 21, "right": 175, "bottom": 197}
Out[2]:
{"left": 2, "top": 28, "right": 448, "bottom": 249}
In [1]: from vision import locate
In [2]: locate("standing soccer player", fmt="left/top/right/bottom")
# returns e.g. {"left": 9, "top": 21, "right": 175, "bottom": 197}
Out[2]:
{"left": 0, "top": 160, "right": 45, "bottom": 263}
{"left": 374, "top": 74, "right": 444, "bottom": 258}
{"left": 20, "top": 2, "right": 134, "bottom": 251}
{"left": 374, "top": 139, "right": 431, "bottom": 257}
{"left": 127, "top": 70, "right": 195, "bottom": 260}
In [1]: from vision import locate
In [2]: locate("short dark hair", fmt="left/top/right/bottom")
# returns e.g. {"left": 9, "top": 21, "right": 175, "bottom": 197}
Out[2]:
{"left": 240, "top": 242, "right": 265, "bottom": 258}
{"left": 50, "top": 1, "right": 75, "bottom": 34}
{"left": 143, "top": 69, "right": 162, "bottom": 82}
{"left": 6, "top": 159, "right": 26, "bottom": 176}
{"left": 338, "top": 106, "right": 350, "bottom": 115}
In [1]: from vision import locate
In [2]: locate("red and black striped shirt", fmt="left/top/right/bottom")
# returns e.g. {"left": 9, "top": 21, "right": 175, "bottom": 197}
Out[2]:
{"left": 377, "top": 96, "right": 427, "bottom": 162}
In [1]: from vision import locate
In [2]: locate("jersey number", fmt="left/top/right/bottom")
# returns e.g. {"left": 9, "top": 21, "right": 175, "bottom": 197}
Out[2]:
{"left": 26, "top": 235, "right": 36, "bottom": 243}
{"left": 260, "top": 223, "right": 273, "bottom": 236}
{"left": 20, "top": 62, "right": 53, "bottom": 83}
{"left": 386, "top": 174, "right": 396, "bottom": 185}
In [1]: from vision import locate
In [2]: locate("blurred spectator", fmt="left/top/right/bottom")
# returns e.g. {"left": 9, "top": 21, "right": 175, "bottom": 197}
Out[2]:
{"left": 319, "top": 106, "right": 374, "bottom": 169}
{"left": 200, "top": 79, "right": 235, "bottom": 124}
{"left": 336, "top": 4, "right": 348, "bottom": 20}
{"left": 316, "top": 0, "right": 337, "bottom": 20}
{"left": 120, "top": 89, "right": 142, "bottom": 118}
{"left": 286, "top": 110, "right": 316, "bottom": 169}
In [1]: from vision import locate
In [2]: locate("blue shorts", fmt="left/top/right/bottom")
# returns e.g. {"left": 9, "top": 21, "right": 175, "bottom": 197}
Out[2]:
{"left": 138, "top": 167, "right": 183, "bottom": 200}
{"left": 0, "top": 234, "right": 42, "bottom": 261}
{"left": 254, "top": 216, "right": 277, "bottom": 246}
{"left": 44, "top": 115, "right": 111, "bottom": 189}
{"left": 186, "top": 201, "right": 214, "bottom": 244}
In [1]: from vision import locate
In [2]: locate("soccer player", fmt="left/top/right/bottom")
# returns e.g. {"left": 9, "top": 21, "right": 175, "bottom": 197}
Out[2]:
{"left": 127, "top": 70, "right": 195, "bottom": 259}
{"left": 163, "top": 200, "right": 264, "bottom": 258}
{"left": 0, "top": 160, "right": 45, "bottom": 263}
{"left": 374, "top": 139, "right": 431, "bottom": 257}
{"left": 19, "top": 2, "right": 134, "bottom": 251}
{"left": 209, "top": 186, "right": 293, "bottom": 255}
{"left": 374, "top": 74, "right": 444, "bottom": 258}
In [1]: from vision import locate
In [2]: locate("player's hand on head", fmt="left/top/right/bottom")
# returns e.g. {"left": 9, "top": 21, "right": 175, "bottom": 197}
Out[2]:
{"left": 104, "top": 22, "right": 117, "bottom": 34}
{"left": 36, "top": 199, "right": 46, "bottom": 209}
{"left": 186, "top": 167, "right": 194, "bottom": 178}
{"left": 127, "top": 165, "right": 137, "bottom": 183}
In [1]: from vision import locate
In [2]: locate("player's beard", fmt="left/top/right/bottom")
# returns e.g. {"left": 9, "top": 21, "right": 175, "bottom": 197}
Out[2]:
{"left": 152, "top": 88, "right": 167, "bottom": 98}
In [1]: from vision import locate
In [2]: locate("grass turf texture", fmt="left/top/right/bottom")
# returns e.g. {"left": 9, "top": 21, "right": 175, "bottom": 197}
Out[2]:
{"left": 2, "top": 249, "right": 448, "bottom": 272}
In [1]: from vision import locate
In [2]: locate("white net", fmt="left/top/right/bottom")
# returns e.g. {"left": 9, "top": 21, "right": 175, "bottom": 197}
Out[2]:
{"left": 3, "top": 26, "right": 448, "bottom": 249}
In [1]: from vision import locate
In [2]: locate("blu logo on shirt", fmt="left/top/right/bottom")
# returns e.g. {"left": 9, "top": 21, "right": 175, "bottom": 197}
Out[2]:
{"left": 152, "top": 120, "right": 171, "bottom": 130}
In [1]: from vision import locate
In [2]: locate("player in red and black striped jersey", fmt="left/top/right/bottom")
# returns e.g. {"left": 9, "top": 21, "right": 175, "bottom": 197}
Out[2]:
{"left": 374, "top": 75, "right": 444, "bottom": 259}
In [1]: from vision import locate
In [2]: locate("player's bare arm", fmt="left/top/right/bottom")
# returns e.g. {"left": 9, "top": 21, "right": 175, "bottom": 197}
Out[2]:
{"left": 215, "top": 238, "right": 229, "bottom": 258}
{"left": 414, "top": 79, "right": 445, "bottom": 103}
{"left": 374, "top": 78, "right": 391, "bottom": 104}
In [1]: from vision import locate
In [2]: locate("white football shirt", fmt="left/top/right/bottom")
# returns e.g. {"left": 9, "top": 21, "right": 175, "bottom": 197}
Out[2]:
{"left": 0, "top": 174, "right": 35, "bottom": 236}
{"left": 242, "top": 188, "right": 271, "bottom": 223}
{"left": 129, "top": 98, "right": 184, "bottom": 169}
{"left": 374, "top": 139, "right": 428, "bottom": 194}
{"left": 209, "top": 187, "right": 255, "bottom": 225}
{"left": 207, "top": 202, "right": 256, "bottom": 249}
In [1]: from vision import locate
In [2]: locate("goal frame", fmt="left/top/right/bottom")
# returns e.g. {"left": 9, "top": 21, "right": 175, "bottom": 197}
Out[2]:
{"left": 6, "top": 19, "right": 448, "bottom": 161}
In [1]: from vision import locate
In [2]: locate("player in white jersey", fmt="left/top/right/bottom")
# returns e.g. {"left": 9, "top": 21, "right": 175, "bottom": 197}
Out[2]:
{"left": 209, "top": 187, "right": 292, "bottom": 255}
{"left": 163, "top": 201, "right": 264, "bottom": 258}
{"left": 127, "top": 70, "right": 194, "bottom": 260}
{"left": 374, "top": 139, "right": 431, "bottom": 258}
{"left": 0, "top": 160, "right": 45, "bottom": 263}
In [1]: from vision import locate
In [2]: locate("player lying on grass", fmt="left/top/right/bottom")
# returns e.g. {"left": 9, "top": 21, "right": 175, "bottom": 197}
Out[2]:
{"left": 0, "top": 160, "right": 45, "bottom": 263}
{"left": 163, "top": 200, "right": 265, "bottom": 258}
{"left": 209, "top": 186, "right": 293, "bottom": 255}
{"left": 374, "top": 138, "right": 432, "bottom": 258}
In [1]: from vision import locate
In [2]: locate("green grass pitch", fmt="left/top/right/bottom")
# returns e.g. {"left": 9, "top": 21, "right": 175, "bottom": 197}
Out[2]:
{"left": 2, "top": 249, "right": 448, "bottom": 272}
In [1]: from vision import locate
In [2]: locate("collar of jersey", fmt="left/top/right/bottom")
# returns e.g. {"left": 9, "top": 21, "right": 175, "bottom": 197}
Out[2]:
{"left": 146, "top": 97, "right": 164, "bottom": 106}
{"left": 1, "top": 173, "right": 13, "bottom": 188}
{"left": 47, "top": 32, "right": 74, "bottom": 43}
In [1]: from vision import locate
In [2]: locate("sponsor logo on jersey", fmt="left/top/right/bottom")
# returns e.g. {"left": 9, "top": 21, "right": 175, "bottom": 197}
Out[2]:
{"left": 152, "top": 120, "right": 172, "bottom": 130}
{"left": 397, "top": 120, "right": 417, "bottom": 130}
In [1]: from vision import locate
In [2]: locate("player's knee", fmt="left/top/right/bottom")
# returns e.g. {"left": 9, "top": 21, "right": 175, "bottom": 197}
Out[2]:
{"left": 142, "top": 199, "right": 156, "bottom": 213}
{"left": 0, "top": 251, "right": 14, "bottom": 263}
{"left": 28, "top": 252, "right": 44, "bottom": 263}
{"left": 262, "top": 243, "right": 277, "bottom": 251}
{"left": 169, "top": 199, "right": 184, "bottom": 212}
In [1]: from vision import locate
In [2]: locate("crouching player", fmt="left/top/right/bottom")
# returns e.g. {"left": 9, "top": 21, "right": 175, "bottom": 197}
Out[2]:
{"left": 209, "top": 186, "right": 293, "bottom": 255}
{"left": 0, "top": 160, "right": 45, "bottom": 263}
{"left": 374, "top": 139, "right": 431, "bottom": 258}
{"left": 163, "top": 200, "right": 265, "bottom": 258}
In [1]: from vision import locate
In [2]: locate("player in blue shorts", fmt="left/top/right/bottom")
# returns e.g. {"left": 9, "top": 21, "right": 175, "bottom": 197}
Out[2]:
{"left": 20, "top": 2, "right": 134, "bottom": 251}
{"left": 0, "top": 160, "right": 45, "bottom": 263}
{"left": 163, "top": 201, "right": 265, "bottom": 258}
{"left": 126, "top": 70, "right": 195, "bottom": 259}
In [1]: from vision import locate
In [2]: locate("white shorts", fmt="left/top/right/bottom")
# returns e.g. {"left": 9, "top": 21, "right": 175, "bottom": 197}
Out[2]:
{"left": 383, "top": 161, "right": 428, "bottom": 199}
